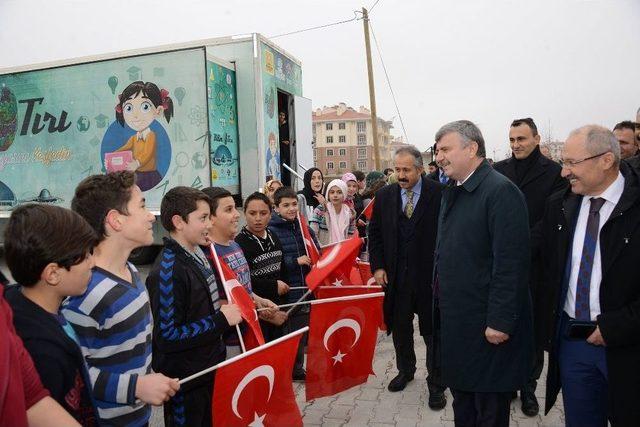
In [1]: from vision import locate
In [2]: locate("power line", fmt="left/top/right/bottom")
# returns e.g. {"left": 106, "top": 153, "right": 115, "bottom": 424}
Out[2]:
{"left": 369, "top": 0, "right": 382, "bottom": 13}
{"left": 270, "top": 11, "right": 362, "bottom": 39}
{"left": 368, "top": 20, "right": 410, "bottom": 145}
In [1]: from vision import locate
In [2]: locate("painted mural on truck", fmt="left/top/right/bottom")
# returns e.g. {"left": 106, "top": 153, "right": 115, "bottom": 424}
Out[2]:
{"left": 0, "top": 48, "right": 208, "bottom": 211}
{"left": 206, "top": 59, "right": 240, "bottom": 194}
{"left": 261, "top": 42, "right": 302, "bottom": 181}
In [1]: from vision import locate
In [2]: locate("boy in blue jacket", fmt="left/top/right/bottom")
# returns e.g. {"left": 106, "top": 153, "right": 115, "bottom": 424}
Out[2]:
{"left": 268, "top": 186, "right": 319, "bottom": 381}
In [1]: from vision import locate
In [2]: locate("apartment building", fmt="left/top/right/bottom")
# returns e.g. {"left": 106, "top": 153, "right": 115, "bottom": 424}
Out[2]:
{"left": 313, "top": 103, "right": 394, "bottom": 178}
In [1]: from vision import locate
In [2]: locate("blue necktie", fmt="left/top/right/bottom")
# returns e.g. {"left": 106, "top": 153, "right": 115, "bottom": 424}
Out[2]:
{"left": 574, "top": 197, "right": 606, "bottom": 320}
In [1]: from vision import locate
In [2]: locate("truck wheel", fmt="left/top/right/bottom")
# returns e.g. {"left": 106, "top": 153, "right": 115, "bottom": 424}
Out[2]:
{"left": 128, "top": 246, "right": 161, "bottom": 265}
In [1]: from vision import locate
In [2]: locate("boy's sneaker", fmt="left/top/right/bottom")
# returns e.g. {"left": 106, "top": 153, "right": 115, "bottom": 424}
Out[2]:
{"left": 292, "top": 369, "right": 306, "bottom": 382}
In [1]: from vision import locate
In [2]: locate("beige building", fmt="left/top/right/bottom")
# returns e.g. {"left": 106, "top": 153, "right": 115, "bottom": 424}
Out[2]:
{"left": 313, "top": 103, "right": 394, "bottom": 178}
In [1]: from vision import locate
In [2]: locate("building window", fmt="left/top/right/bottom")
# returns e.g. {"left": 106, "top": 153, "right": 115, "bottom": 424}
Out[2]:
{"left": 312, "top": 136, "right": 316, "bottom": 146}
{"left": 326, "top": 123, "right": 333, "bottom": 131}
{"left": 338, "top": 122, "right": 346, "bottom": 130}
{"left": 357, "top": 134, "right": 366, "bottom": 145}
{"left": 339, "top": 148, "right": 346, "bottom": 156}
{"left": 326, "top": 149, "right": 334, "bottom": 156}
{"left": 357, "top": 121, "right": 366, "bottom": 133}
{"left": 327, "top": 161, "right": 334, "bottom": 170}
{"left": 326, "top": 136, "right": 333, "bottom": 144}
{"left": 357, "top": 148, "right": 367, "bottom": 159}
{"left": 339, "top": 161, "right": 347, "bottom": 169}
{"left": 312, "top": 124, "right": 316, "bottom": 134}
{"left": 338, "top": 135, "right": 346, "bottom": 143}
{"left": 358, "top": 160, "right": 367, "bottom": 169}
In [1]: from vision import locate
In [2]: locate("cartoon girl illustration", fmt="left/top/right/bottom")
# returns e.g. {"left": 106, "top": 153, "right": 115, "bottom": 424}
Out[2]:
{"left": 114, "top": 81, "right": 174, "bottom": 191}
{"left": 266, "top": 131, "right": 280, "bottom": 180}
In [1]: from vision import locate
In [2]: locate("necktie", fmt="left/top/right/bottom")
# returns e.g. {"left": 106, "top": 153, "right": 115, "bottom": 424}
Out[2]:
{"left": 574, "top": 197, "right": 606, "bottom": 320}
{"left": 404, "top": 190, "right": 414, "bottom": 218}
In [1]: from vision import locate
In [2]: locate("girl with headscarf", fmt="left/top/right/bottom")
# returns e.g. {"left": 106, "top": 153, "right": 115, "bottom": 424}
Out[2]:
{"left": 341, "top": 172, "right": 359, "bottom": 210}
{"left": 296, "top": 167, "right": 325, "bottom": 220}
{"left": 309, "top": 179, "right": 355, "bottom": 246}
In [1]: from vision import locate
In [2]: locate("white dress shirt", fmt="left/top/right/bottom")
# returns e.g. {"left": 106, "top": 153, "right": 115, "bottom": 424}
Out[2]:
{"left": 564, "top": 172, "right": 625, "bottom": 320}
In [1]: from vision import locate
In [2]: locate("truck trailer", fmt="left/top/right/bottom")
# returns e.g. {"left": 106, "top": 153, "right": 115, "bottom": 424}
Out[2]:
{"left": 0, "top": 34, "right": 313, "bottom": 262}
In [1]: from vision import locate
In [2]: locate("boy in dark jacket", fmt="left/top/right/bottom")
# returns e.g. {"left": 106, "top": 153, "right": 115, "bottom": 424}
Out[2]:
{"left": 268, "top": 186, "right": 319, "bottom": 380}
{"left": 4, "top": 204, "right": 99, "bottom": 425}
{"left": 146, "top": 187, "right": 242, "bottom": 427}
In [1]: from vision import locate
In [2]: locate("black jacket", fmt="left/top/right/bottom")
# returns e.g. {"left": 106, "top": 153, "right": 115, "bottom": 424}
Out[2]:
{"left": 146, "top": 238, "right": 230, "bottom": 390}
{"left": 368, "top": 176, "right": 443, "bottom": 336}
{"left": 435, "top": 160, "right": 533, "bottom": 392}
{"left": 540, "top": 164, "right": 640, "bottom": 425}
{"left": 4, "top": 285, "right": 98, "bottom": 426}
{"left": 235, "top": 227, "right": 284, "bottom": 304}
{"left": 494, "top": 149, "right": 567, "bottom": 229}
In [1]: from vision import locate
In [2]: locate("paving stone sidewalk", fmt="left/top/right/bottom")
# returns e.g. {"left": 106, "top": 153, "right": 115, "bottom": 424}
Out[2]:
{"left": 151, "top": 319, "right": 565, "bottom": 426}
{"left": 294, "top": 321, "right": 565, "bottom": 427}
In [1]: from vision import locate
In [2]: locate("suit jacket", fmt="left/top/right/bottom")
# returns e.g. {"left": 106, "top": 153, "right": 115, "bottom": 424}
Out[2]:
{"left": 494, "top": 150, "right": 568, "bottom": 345}
{"left": 368, "top": 176, "right": 444, "bottom": 336}
{"left": 541, "top": 164, "right": 640, "bottom": 425}
{"left": 436, "top": 160, "right": 533, "bottom": 392}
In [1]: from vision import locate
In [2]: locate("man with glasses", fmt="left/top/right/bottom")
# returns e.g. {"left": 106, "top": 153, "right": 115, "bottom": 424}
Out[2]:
{"left": 540, "top": 125, "right": 640, "bottom": 426}
{"left": 494, "top": 118, "right": 567, "bottom": 416}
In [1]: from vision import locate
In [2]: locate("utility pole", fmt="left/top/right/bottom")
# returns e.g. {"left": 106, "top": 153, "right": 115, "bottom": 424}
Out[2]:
{"left": 362, "top": 7, "right": 381, "bottom": 170}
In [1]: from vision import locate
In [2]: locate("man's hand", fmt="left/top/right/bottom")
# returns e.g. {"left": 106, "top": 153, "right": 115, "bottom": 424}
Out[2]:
{"left": 261, "top": 310, "right": 288, "bottom": 325}
{"left": 374, "top": 269, "right": 388, "bottom": 287}
{"left": 135, "top": 373, "right": 180, "bottom": 405}
{"left": 220, "top": 303, "right": 242, "bottom": 326}
{"left": 277, "top": 280, "right": 290, "bottom": 295}
{"left": 485, "top": 327, "right": 509, "bottom": 345}
{"left": 587, "top": 326, "right": 606, "bottom": 346}
{"left": 297, "top": 255, "right": 311, "bottom": 266}
{"left": 282, "top": 140, "right": 290, "bottom": 145}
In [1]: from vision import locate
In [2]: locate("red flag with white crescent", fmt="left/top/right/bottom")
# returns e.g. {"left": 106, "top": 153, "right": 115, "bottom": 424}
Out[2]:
{"left": 212, "top": 246, "right": 265, "bottom": 350}
{"left": 306, "top": 236, "right": 361, "bottom": 291}
{"left": 314, "top": 286, "right": 385, "bottom": 331}
{"left": 212, "top": 329, "right": 304, "bottom": 426}
{"left": 297, "top": 213, "right": 320, "bottom": 265}
{"left": 305, "top": 293, "right": 384, "bottom": 401}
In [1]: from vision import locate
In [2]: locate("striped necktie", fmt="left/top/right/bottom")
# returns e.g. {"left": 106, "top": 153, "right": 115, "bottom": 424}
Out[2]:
{"left": 574, "top": 197, "right": 606, "bottom": 320}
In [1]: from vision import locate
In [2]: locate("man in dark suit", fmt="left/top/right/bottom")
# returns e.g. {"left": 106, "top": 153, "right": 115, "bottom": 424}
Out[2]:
{"left": 540, "top": 125, "right": 640, "bottom": 426}
{"left": 494, "top": 117, "right": 568, "bottom": 416}
{"left": 368, "top": 145, "right": 446, "bottom": 409}
{"left": 434, "top": 120, "right": 533, "bottom": 427}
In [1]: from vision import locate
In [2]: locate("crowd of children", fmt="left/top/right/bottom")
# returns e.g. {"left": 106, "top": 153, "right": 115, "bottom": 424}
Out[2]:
{"left": 0, "top": 168, "right": 385, "bottom": 427}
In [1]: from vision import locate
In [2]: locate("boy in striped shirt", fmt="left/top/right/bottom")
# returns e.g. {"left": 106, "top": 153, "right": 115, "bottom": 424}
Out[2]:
{"left": 62, "top": 171, "right": 179, "bottom": 426}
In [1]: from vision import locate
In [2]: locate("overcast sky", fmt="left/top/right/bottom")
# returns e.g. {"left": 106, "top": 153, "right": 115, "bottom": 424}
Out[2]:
{"left": 2, "top": 0, "right": 639, "bottom": 159}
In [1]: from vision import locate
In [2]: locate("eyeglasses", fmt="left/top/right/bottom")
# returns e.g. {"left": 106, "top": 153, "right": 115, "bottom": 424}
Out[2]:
{"left": 559, "top": 151, "right": 610, "bottom": 168}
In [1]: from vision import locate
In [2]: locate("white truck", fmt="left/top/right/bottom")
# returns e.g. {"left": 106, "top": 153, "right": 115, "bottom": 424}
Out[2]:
{"left": 0, "top": 34, "right": 313, "bottom": 262}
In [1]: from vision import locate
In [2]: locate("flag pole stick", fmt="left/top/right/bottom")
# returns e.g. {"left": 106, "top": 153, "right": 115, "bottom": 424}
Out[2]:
{"left": 285, "top": 289, "right": 312, "bottom": 316}
{"left": 296, "top": 213, "right": 311, "bottom": 259}
{"left": 260, "top": 291, "right": 385, "bottom": 312}
{"left": 356, "top": 197, "right": 375, "bottom": 222}
{"left": 282, "top": 163, "right": 304, "bottom": 181}
{"left": 210, "top": 243, "right": 247, "bottom": 353}
{"left": 179, "top": 327, "right": 309, "bottom": 385}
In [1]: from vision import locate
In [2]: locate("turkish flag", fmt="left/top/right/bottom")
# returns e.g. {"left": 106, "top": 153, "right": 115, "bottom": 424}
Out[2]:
{"left": 306, "top": 236, "right": 361, "bottom": 291}
{"left": 355, "top": 260, "right": 374, "bottom": 285}
{"left": 298, "top": 213, "right": 320, "bottom": 265}
{"left": 314, "top": 286, "right": 385, "bottom": 332}
{"left": 212, "top": 245, "right": 265, "bottom": 350}
{"left": 212, "top": 330, "right": 304, "bottom": 426}
{"left": 305, "top": 293, "right": 384, "bottom": 401}
{"left": 361, "top": 198, "right": 375, "bottom": 220}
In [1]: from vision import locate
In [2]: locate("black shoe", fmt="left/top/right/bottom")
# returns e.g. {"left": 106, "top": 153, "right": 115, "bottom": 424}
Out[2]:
{"left": 520, "top": 391, "right": 539, "bottom": 417}
{"left": 292, "top": 369, "right": 306, "bottom": 382}
{"left": 428, "top": 390, "right": 446, "bottom": 410}
{"left": 387, "top": 373, "right": 414, "bottom": 392}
